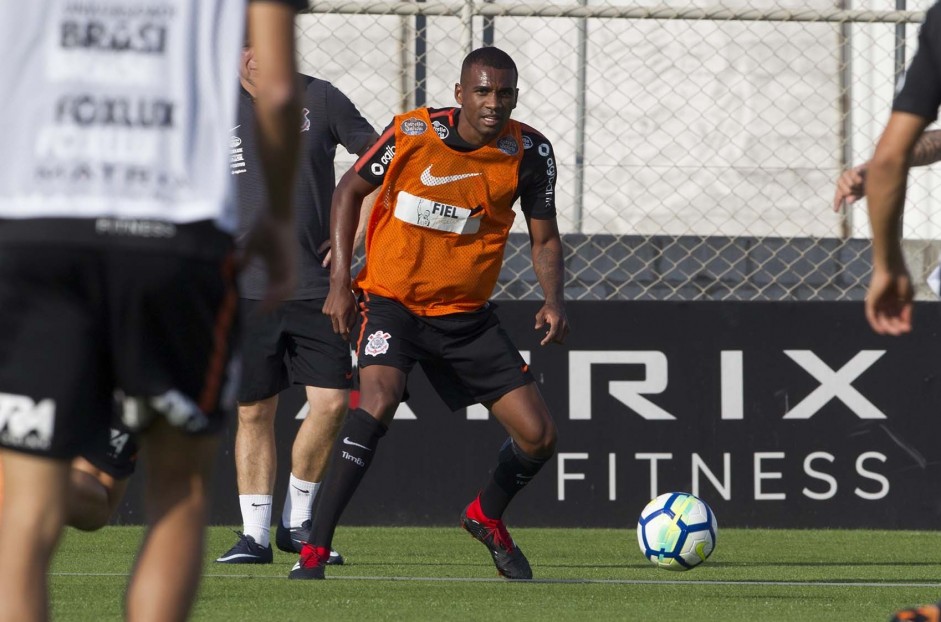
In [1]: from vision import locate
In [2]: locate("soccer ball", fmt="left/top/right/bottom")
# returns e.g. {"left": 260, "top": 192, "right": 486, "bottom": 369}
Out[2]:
{"left": 636, "top": 492, "right": 717, "bottom": 571}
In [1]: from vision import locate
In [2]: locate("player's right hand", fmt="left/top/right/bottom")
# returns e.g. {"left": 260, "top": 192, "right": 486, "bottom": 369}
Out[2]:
{"left": 832, "top": 164, "right": 868, "bottom": 212}
{"left": 323, "top": 284, "right": 357, "bottom": 340}
{"left": 864, "top": 261, "right": 913, "bottom": 336}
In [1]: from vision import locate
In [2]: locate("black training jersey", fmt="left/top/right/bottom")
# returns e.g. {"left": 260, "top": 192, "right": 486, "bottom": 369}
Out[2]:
{"left": 355, "top": 107, "right": 557, "bottom": 220}
{"left": 232, "top": 75, "right": 376, "bottom": 300}
{"left": 894, "top": 0, "right": 941, "bottom": 122}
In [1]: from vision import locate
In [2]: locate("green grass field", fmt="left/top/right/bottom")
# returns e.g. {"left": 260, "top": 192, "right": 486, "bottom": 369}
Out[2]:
{"left": 49, "top": 525, "right": 941, "bottom": 621}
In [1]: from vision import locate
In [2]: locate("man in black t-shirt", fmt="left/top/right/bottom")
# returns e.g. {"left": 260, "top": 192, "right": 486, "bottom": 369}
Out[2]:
{"left": 865, "top": 0, "right": 941, "bottom": 338}
{"left": 215, "top": 44, "right": 378, "bottom": 567}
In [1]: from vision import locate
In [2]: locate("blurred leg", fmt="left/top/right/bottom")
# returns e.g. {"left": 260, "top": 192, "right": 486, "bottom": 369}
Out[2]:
{"left": 0, "top": 451, "right": 70, "bottom": 622}
{"left": 68, "top": 458, "right": 129, "bottom": 532}
{"left": 125, "top": 418, "right": 217, "bottom": 622}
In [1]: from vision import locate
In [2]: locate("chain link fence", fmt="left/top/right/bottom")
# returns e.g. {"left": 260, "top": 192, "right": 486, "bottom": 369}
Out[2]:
{"left": 296, "top": 0, "right": 940, "bottom": 301}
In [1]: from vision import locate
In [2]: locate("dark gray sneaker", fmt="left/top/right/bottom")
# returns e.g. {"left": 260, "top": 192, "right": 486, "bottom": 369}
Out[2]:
{"left": 460, "top": 497, "right": 533, "bottom": 580}
{"left": 275, "top": 519, "right": 345, "bottom": 565}
{"left": 215, "top": 532, "right": 273, "bottom": 564}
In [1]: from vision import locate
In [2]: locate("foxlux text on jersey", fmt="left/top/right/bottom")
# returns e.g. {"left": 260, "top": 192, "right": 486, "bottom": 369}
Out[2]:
{"left": 56, "top": 95, "right": 174, "bottom": 129}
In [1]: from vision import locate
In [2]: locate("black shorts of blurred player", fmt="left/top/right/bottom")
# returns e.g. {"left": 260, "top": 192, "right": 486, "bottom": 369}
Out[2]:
{"left": 0, "top": 234, "right": 237, "bottom": 619}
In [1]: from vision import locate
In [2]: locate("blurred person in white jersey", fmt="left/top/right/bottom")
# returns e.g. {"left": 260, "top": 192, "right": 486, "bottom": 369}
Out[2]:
{"left": 0, "top": 1, "right": 304, "bottom": 620}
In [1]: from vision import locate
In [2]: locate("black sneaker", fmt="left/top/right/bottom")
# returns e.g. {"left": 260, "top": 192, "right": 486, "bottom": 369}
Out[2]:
{"left": 890, "top": 602, "right": 941, "bottom": 622}
{"left": 460, "top": 496, "right": 532, "bottom": 580}
{"left": 214, "top": 532, "right": 273, "bottom": 564}
{"left": 288, "top": 544, "right": 330, "bottom": 580}
{"left": 275, "top": 519, "right": 345, "bottom": 565}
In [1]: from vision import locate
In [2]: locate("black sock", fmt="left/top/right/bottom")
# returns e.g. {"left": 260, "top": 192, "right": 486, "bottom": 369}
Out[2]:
{"left": 478, "top": 438, "right": 549, "bottom": 519}
{"left": 309, "top": 408, "right": 386, "bottom": 548}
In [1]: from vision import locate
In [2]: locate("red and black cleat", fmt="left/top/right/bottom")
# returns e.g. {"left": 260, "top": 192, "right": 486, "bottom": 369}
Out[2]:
{"left": 460, "top": 495, "right": 533, "bottom": 580}
{"left": 288, "top": 543, "right": 331, "bottom": 580}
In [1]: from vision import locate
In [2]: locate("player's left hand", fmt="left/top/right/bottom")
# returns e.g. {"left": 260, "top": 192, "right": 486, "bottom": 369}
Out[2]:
{"left": 535, "top": 302, "right": 570, "bottom": 346}
{"left": 833, "top": 164, "right": 867, "bottom": 212}
{"left": 319, "top": 240, "right": 333, "bottom": 267}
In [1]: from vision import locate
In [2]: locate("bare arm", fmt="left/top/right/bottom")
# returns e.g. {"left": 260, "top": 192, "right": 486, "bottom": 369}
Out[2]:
{"left": 320, "top": 134, "right": 380, "bottom": 264}
{"left": 353, "top": 188, "right": 379, "bottom": 252}
{"left": 833, "top": 129, "right": 941, "bottom": 212}
{"left": 241, "top": 2, "right": 301, "bottom": 306}
{"left": 352, "top": 135, "right": 381, "bottom": 253}
{"left": 318, "top": 186, "right": 377, "bottom": 266}
{"left": 865, "top": 111, "right": 930, "bottom": 335}
{"left": 527, "top": 216, "right": 569, "bottom": 346}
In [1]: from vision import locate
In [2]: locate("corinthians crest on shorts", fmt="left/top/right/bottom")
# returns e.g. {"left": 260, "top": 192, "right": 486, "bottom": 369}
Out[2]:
{"left": 364, "top": 331, "right": 391, "bottom": 356}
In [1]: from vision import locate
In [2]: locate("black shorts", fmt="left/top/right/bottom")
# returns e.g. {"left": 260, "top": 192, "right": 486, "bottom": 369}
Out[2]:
{"left": 237, "top": 298, "right": 353, "bottom": 403}
{"left": 0, "top": 241, "right": 238, "bottom": 459}
{"left": 82, "top": 422, "right": 139, "bottom": 480}
{"left": 354, "top": 293, "right": 534, "bottom": 411}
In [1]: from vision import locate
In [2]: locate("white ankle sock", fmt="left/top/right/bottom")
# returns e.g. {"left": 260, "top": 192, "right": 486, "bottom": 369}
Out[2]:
{"left": 239, "top": 494, "right": 272, "bottom": 547}
{"left": 282, "top": 473, "right": 320, "bottom": 528}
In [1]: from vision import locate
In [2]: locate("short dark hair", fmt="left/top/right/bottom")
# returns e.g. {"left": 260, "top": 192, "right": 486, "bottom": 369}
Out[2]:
{"left": 460, "top": 46, "right": 518, "bottom": 82}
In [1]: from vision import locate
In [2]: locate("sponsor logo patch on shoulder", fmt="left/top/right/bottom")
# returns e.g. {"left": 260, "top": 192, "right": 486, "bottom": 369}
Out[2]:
{"left": 401, "top": 118, "right": 428, "bottom": 136}
{"left": 498, "top": 136, "right": 519, "bottom": 155}
{"left": 364, "top": 331, "right": 392, "bottom": 356}
{"left": 432, "top": 120, "right": 450, "bottom": 139}
{"left": 522, "top": 135, "right": 533, "bottom": 150}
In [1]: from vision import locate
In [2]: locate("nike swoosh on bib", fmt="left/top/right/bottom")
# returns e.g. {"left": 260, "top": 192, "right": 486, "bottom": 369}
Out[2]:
{"left": 420, "top": 165, "right": 481, "bottom": 186}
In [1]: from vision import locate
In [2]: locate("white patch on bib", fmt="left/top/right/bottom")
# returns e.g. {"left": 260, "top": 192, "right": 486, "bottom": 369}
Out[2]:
{"left": 394, "top": 191, "right": 481, "bottom": 235}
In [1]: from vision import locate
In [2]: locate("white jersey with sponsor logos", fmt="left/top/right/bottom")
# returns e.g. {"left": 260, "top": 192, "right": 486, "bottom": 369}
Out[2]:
{"left": 0, "top": 0, "right": 244, "bottom": 231}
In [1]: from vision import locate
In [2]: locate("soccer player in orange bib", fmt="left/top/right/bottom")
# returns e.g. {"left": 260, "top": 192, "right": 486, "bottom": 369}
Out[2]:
{"left": 289, "top": 46, "right": 569, "bottom": 580}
